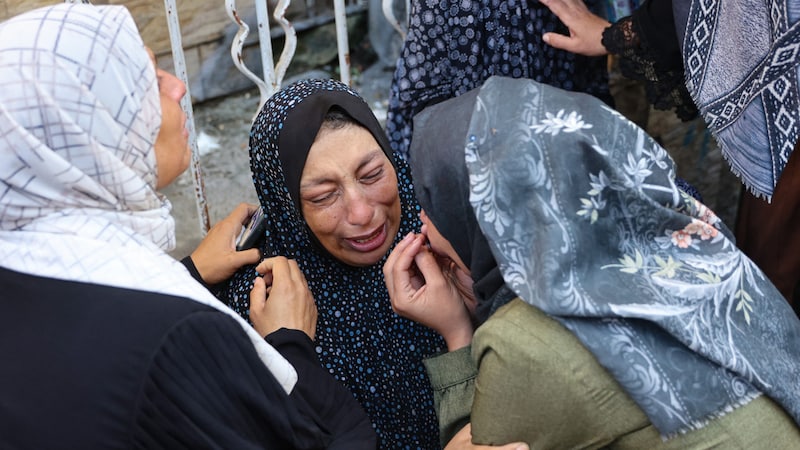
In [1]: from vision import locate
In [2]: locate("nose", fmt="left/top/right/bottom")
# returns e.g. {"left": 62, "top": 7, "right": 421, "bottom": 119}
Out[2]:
{"left": 157, "top": 69, "right": 186, "bottom": 102}
{"left": 344, "top": 188, "right": 374, "bottom": 226}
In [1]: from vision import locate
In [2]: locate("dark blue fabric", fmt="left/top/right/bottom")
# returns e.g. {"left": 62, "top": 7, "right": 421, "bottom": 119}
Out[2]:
{"left": 386, "top": 0, "right": 612, "bottom": 158}
{"left": 218, "top": 79, "right": 445, "bottom": 449}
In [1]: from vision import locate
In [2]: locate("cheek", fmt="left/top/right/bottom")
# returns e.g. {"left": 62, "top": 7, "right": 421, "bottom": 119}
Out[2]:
{"left": 303, "top": 206, "right": 341, "bottom": 239}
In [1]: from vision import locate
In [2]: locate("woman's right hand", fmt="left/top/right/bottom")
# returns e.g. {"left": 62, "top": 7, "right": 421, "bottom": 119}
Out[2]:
{"left": 383, "top": 232, "right": 474, "bottom": 351}
{"left": 249, "top": 256, "right": 317, "bottom": 340}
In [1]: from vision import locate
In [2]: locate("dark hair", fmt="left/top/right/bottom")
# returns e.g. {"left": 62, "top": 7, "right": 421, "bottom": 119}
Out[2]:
{"left": 321, "top": 106, "right": 358, "bottom": 131}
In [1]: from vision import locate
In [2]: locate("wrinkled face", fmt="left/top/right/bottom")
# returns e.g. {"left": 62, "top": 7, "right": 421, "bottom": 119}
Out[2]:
{"left": 148, "top": 48, "right": 190, "bottom": 189}
{"left": 300, "top": 124, "right": 401, "bottom": 267}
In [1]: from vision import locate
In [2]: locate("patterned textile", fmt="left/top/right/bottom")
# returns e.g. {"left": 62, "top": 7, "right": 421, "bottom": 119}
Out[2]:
{"left": 385, "top": 0, "right": 611, "bottom": 158}
{"left": 413, "top": 76, "right": 800, "bottom": 436}
{"left": 0, "top": 4, "right": 296, "bottom": 392}
{"left": 218, "top": 79, "right": 445, "bottom": 449}
{"left": 681, "top": 0, "right": 800, "bottom": 199}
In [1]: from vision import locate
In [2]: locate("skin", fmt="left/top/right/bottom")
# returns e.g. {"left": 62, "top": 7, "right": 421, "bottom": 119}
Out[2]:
{"left": 384, "top": 212, "right": 528, "bottom": 450}
{"left": 146, "top": 48, "right": 306, "bottom": 335}
{"left": 540, "top": 0, "right": 611, "bottom": 56}
{"left": 383, "top": 214, "right": 475, "bottom": 352}
{"left": 147, "top": 48, "right": 192, "bottom": 189}
{"left": 300, "top": 123, "right": 401, "bottom": 267}
{"left": 250, "top": 256, "right": 317, "bottom": 339}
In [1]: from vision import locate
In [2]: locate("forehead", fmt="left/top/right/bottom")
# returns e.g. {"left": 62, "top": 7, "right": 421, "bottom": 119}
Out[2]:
{"left": 310, "top": 125, "right": 381, "bottom": 158}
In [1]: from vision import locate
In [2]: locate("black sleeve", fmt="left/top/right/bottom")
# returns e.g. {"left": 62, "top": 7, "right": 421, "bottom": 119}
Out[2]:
{"left": 601, "top": 0, "right": 698, "bottom": 121}
{"left": 179, "top": 256, "right": 223, "bottom": 295}
{"left": 133, "top": 312, "right": 376, "bottom": 449}
{"left": 267, "top": 329, "right": 378, "bottom": 450}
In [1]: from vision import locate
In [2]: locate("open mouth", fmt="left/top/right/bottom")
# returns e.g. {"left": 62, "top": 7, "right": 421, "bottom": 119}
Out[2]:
{"left": 346, "top": 223, "right": 387, "bottom": 253}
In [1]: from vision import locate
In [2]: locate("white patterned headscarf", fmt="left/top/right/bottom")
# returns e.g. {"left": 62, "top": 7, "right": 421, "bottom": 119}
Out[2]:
{"left": 0, "top": 4, "right": 296, "bottom": 392}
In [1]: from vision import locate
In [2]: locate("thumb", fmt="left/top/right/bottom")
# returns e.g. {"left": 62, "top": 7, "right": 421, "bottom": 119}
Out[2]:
{"left": 234, "top": 247, "right": 262, "bottom": 266}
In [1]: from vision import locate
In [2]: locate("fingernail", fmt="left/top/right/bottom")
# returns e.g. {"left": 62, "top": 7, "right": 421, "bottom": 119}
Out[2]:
{"left": 403, "top": 231, "right": 414, "bottom": 241}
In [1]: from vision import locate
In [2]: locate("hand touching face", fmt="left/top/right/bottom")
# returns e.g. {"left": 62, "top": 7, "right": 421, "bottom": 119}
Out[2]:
{"left": 383, "top": 231, "right": 475, "bottom": 351}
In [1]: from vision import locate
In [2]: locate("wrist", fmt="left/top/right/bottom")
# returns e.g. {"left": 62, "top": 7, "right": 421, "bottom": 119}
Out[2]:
{"left": 442, "top": 325, "right": 474, "bottom": 352}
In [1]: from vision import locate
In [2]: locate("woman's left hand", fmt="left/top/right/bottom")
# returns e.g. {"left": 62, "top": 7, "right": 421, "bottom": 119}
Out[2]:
{"left": 190, "top": 203, "right": 262, "bottom": 285}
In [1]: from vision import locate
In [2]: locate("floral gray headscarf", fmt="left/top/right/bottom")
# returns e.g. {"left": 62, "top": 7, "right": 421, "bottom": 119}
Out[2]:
{"left": 413, "top": 76, "right": 800, "bottom": 436}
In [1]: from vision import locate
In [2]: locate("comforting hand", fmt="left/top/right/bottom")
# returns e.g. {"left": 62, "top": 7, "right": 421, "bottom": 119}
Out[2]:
{"left": 540, "top": 0, "right": 611, "bottom": 56}
{"left": 249, "top": 256, "right": 317, "bottom": 340}
{"left": 445, "top": 424, "right": 529, "bottom": 450}
{"left": 383, "top": 232, "right": 474, "bottom": 351}
{"left": 190, "top": 203, "right": 262, "bottom": 285}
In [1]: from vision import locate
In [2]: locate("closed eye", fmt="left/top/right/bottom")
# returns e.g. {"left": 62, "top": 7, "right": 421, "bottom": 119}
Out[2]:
{"left": 361, "top": 167, "right": 383, "bottom": 184}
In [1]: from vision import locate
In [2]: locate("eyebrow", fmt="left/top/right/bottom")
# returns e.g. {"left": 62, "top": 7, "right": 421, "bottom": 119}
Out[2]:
{"left": 300, "top": 149, "right": 384, "bottom": 190}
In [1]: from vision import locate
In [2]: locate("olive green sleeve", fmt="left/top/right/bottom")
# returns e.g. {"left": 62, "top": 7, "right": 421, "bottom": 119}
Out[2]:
{"left": 423, "top": 345, "right": 477, "bottom": 447}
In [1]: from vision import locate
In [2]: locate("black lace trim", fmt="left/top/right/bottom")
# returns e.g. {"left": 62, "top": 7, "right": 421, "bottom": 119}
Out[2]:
{"left": 602, "top": 17, "right": 698, "bottom": 121}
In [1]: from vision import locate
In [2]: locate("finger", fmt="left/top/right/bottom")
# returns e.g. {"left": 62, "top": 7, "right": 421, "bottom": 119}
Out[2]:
{"left": 233, "top": 247, "right": 262, "bottom": 266}
{"left": 255, "top": 255, "right": 284, "bottom": 275}
{"left": 232, "top": 202, "right": 259, "bottom": 226}
{"left": 385, "top": 232, "right": 415, "bottom": 272}
{"left": 287, "top": 259, "right": 309, "bottom": 286}
{"left": 539, "top": 0, "right": 571, "bottom": 19}
{"left": 542, "top": 32, "right": 576, "bottom": 52}
{"left": 412, "top": 245, "right": 447, "bottom": 283}
{"left": 251, "top": 276, "right": 267, "bottom": 309}
{"left": 390, "top": 233, "right": 424, "bottom": 276}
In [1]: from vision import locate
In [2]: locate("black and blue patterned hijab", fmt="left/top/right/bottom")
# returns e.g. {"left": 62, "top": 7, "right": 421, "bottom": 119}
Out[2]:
{"left": 411, "top": 76, "right": 800, "bottom": 437}
{"left": 219, "top": 79, "right": 444, "bottom": 449}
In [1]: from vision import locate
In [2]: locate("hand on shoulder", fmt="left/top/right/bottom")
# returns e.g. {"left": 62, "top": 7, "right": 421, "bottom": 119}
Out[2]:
{"left": 445, "top": 424, "right": 529, "bottom": 450}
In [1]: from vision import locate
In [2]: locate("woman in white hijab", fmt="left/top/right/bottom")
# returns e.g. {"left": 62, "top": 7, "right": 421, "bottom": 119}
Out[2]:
{"left": 0, "top": 4, "right": 375, "bottom": 448}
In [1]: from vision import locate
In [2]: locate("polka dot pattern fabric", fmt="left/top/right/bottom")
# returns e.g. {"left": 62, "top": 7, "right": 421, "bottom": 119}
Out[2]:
{"left": 386, "top": 0, "right": 612, "bottom": 158}
{"left": 218, "top": 79, "right": 445, "bottom": 449}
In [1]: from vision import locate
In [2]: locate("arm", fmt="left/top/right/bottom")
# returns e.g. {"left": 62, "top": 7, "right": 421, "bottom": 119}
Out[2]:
{"left": 541, "top": 0, "right": 697, "bottom": 120}
{"left": 424, "top": 346, "right": 478, "bottom": 446}
{"left": 187, "top": 203, "right": 262, "bottom": 286}
{"left": 134, "top": 312, "right": 334, "bottom": 448}
{"left": 249, "top": 256, "right": 377, "bottom": 448}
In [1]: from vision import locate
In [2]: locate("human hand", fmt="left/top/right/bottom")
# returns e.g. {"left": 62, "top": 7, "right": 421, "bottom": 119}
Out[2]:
{"left": 249, "top": 256, "right": 317, "bottom": 340}
{"left": 190, "top": 203, "right": 262, "bottom": 285}
{"left": 445, "top": 424, "right": 529, "bottom": 450}
{"left": 383, "top": 232, "right": 474, "bottom": 351}
{"left": 540, "top": 0, "right": 611, "bottom": 56}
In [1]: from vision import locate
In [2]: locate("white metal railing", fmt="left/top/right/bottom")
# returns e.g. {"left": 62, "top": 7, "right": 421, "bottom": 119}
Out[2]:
{"left": 163, "top": 0, "right": 363, "bottom": 233}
